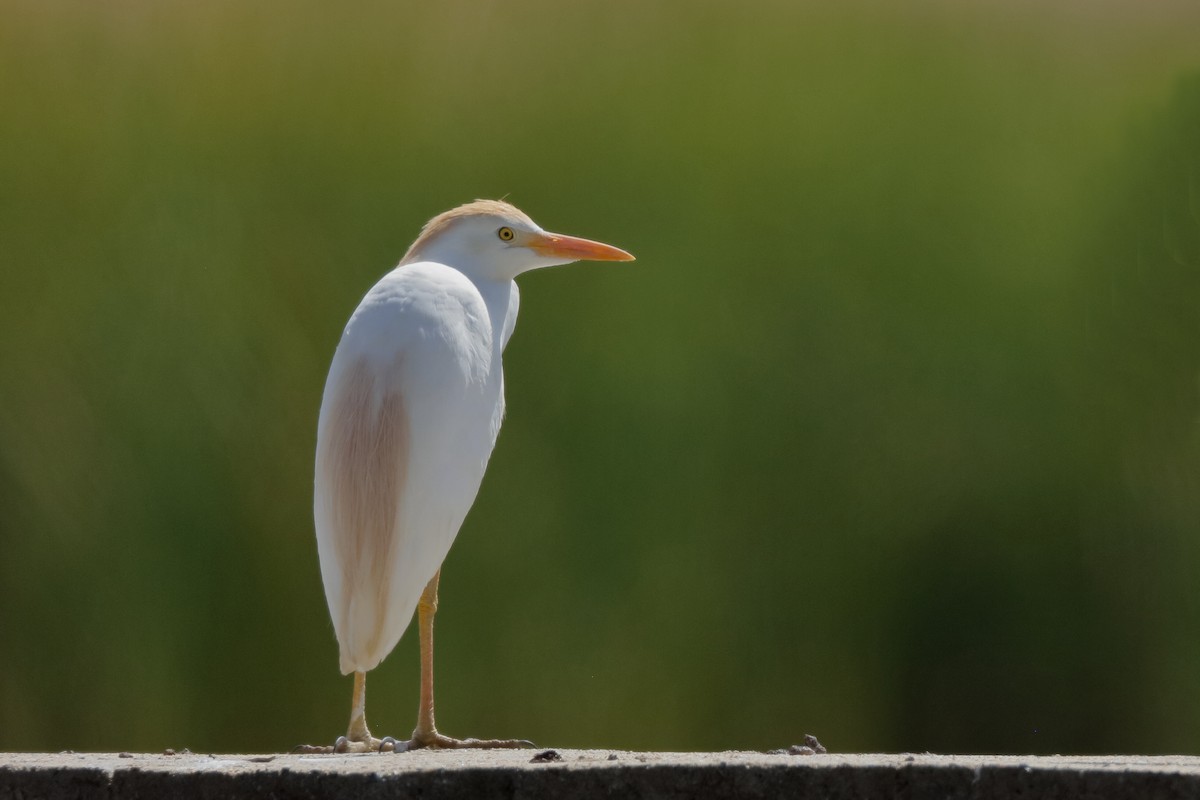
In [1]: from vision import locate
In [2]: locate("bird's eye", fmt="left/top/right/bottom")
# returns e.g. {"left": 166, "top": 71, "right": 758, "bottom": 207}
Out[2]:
{"left": 497, "top": 227, "right": 515, "bottom": 242}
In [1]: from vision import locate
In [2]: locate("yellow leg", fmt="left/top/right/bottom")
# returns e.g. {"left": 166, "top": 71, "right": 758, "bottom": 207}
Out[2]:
{"left": 347, "top": 670, "right": 372, "bottom": 743}
{"left": 413, "top": 569, "right": 441, "bottom": 741}
{"left": 292, "top": 670, "right": 392, "bottom": 754}
{"left": 408, "top": 569, "right": 534, "bottom": 750}
{"left": 295, "top": 568, "right": 531, "bottom": 754}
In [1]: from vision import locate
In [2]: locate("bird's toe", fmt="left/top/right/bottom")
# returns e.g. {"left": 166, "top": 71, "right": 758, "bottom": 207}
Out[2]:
{"left": 413, "top": 733, "right": 537, "bottom": 750}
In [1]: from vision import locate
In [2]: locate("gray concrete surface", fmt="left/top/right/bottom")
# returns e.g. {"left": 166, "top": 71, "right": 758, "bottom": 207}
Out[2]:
{"left": 4, "top": 750, "right": 1200, "bottom": 799}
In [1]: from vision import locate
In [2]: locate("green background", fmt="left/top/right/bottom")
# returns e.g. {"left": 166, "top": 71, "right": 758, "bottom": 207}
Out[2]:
{"left": 2, "top": 0, "right": 1200, "bottom": 755}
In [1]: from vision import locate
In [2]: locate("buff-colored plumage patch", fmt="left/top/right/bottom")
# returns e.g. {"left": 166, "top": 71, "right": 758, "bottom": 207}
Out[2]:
{"left": 321, "top": 357, "right": 409, "bottom": 663}
{"left": 401, "top": 199, "right": 535, "bottom": 264}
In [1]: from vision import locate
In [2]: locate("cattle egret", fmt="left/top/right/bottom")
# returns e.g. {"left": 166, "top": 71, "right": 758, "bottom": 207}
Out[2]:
{"left": 306, "top": 200, "right": 634, "bottom": 753}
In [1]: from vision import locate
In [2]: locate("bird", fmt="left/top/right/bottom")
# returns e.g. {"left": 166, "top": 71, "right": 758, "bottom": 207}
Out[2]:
{"left": 306, "top": 199, "right": 634, "bottom": 753}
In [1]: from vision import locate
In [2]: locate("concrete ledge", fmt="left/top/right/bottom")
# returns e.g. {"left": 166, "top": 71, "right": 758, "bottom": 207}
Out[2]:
{"left": 4, "top": 750, "right": 1200, "bottom": 799}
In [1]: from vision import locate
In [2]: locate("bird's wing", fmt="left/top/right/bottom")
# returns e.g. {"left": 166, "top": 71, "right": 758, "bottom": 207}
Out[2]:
{"left": 314, "top": 263, "right": 497, "bottom": 674}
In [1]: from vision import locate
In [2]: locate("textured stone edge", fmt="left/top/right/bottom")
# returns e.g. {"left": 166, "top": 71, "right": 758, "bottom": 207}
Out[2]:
{"left": 4, "top": 753, "right": 1200, "bottom": 800}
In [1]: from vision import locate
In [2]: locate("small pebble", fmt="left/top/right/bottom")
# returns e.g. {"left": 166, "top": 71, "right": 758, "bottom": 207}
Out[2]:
{"left": 118, "top": 752, "right": 133, "bottom": 759}
{"left": 607, "top": 753, "right": 619, "bottom": 761}
{"left": 530, "top": 749, "right": 563, "bottom": 763}
{"left": 771, "top": 734, "right": 828, "bottom": 756}
{"left": 163, "top": 749, "right": 176, "bottom": 756}
{"left": 802, "top": 734, "right": 827, "bottom": 754}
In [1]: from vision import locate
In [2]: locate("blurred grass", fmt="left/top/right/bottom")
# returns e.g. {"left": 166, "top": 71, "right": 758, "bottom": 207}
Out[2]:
{"left": 1, "top": 0, "right": 1199, "bottom": 754}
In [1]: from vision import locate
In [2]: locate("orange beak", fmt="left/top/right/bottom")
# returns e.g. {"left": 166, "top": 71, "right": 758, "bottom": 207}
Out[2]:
{"left": 525, "top": 231, "right": 635, "bottom": 262}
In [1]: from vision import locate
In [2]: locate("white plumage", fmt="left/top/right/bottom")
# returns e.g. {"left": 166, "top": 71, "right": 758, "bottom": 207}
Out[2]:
{"left": 315, "top": 261, "right": 505, "bottom": 674}
{"left": 309, "top": 199, "right": 633, "bottom": 752}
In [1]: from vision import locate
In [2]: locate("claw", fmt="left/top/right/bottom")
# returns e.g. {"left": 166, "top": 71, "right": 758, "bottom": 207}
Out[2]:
{"left": 334, "top": 736, "right": 351, "bottom": 754}
{"left": 379, "top": 736, "right": 398, "bottom": 752}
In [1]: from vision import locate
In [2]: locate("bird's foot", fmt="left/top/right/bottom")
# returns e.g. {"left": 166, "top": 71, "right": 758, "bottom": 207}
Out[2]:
{"left": 292, "top": 735, "right": 405, "bottom": 754}
{"left": 402, "top": 731, "right": 536, "bottom": 751}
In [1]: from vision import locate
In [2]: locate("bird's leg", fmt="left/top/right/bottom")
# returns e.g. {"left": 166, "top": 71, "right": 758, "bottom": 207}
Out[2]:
{"left": 344, "top": 670, "right": 378, "bottom": 747}
{"left": 291, "top": 670, "right": 390, "bottom": 754}
{"left": 405, "top": 570, "right": 534, "bottom": 751}
{"left": 412, "top": 570, "right": 440, "bottom": 742}
{"left": 327, "top": 670, "right": 399, "bottom": 753}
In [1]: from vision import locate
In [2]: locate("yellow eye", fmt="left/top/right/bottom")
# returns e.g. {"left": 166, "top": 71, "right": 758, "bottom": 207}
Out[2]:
{"left": 497, "top": 226, "right": 515, "bottom": 242}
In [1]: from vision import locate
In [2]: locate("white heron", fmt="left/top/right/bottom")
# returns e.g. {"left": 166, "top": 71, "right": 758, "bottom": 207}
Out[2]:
{"left": 307, "top": 199, "right": 634, "bottom": 753}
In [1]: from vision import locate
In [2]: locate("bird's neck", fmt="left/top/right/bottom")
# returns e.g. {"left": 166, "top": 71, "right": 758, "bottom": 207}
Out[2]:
{"left": 470, "top": 277, "right": 519, "bottom": 356}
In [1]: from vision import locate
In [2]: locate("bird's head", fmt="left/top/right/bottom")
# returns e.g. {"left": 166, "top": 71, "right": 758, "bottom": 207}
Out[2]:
{"left": 399, "top": 199, "right": 634, "bottom": 281}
